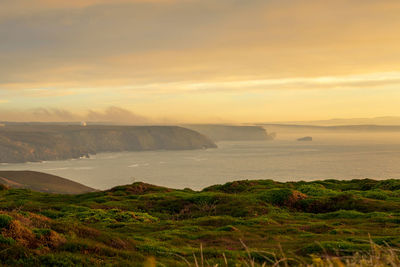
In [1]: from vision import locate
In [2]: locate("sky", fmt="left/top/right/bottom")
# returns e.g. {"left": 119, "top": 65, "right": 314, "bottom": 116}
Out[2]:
{"left": 1, "top": 0, "right": 400, "bottom": 123}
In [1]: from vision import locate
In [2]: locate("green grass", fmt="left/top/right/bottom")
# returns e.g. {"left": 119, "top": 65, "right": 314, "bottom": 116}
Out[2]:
{"left": 0, "top": 179, "right": 400, "bottom": 266}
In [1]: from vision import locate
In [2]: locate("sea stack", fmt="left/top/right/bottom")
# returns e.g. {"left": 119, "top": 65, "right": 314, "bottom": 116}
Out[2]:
{"left": 297, "top": 136, "right": 313, "bottom": 141}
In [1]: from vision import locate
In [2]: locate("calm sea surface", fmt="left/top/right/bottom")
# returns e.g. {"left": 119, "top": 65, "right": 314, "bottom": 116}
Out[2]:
{"left": 1, "top": 140, "right": 400, "bottom": 190}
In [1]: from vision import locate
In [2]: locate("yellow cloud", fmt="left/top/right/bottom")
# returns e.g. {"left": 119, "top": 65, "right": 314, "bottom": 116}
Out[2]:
{"left": 1, "top": 0, "right": 400, "bottom": 122}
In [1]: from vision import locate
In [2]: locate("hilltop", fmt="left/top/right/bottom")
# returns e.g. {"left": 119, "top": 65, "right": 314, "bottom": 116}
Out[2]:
{"left": 0, "top": 178, "right": 400, "bottom": 266}
{"left": 0, "top": 125, "right": 216, "bottom": 163}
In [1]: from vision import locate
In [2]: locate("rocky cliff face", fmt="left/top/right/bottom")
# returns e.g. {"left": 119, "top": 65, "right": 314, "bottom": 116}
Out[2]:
{"left": 0, "top": 125, "right": 217, "bottom": 163}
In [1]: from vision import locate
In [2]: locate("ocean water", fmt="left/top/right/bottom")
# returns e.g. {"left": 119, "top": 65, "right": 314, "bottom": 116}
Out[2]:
{"left": 1, "top": 139, "right": 400, "bottom": 190}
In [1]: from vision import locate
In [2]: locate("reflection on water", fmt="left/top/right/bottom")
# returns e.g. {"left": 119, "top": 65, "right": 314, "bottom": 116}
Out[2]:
{"left": 1, "top": 139, "right": 400, "bottom": 190}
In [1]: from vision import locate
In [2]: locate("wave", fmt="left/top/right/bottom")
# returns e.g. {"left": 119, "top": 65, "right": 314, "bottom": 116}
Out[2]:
{"left": 73, "top": 167, "right": 94, "bottom": 170}
{"left": 128, "top": 164, "right": 139, "bottom": 168}
{"left": 43, "top": 167, "right": 70, "bottom": 171}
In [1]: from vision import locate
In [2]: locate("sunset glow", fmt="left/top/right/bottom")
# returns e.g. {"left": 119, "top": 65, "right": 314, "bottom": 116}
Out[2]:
{"left": 1, "top": 0, "right": 400, "bottom": 123}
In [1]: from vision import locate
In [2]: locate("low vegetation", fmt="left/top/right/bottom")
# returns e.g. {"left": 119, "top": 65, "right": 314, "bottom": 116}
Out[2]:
{"left": 0, "top": 178, "right": 400, "bottom": 266}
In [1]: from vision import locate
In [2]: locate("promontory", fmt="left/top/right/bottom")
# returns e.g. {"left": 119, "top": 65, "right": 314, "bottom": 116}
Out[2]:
{"left": 0, "top": 124, "right": 217, "bottom": 163}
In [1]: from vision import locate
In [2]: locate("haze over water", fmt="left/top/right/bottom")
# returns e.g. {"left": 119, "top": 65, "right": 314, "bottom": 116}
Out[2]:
{"left": 2, "top": 133, "right": 400, "bottom": 190}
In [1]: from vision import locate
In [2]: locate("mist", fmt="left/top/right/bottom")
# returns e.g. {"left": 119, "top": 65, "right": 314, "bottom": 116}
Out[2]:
{"left": 263, "top": 124, "right": 400, "bottom": 144}
{"left": 0, "top": 106, "right": 152, "bottom": 125}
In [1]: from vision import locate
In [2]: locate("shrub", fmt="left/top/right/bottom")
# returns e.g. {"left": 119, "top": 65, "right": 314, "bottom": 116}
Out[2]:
{"left": 73, "top": 208, "right": 157, "bottom": 223}
{"left": 329, "top": 228, "right": 356, "bottom": 235}
{"left": 258, "top": 189, "right": 294, "bottom": 206}
{"left": 216, "top": 225, "right": 239, "bottom": 232}
{"left": 195, "top": 216, "right": 237, "bottom": 227}
{"left": 364, "top": 190, "right": 388, "bottom": 200}
{"left": 302, "top": 241, "right": 370, "bottom": 255}
{"left": 376, "top": 180, "right": 400, "bottom": 190}
{"left": 203, "top": 180, "right": 260, "bottom": 193}
{"left": 302, "top": 222, "right": 334, "bottom": 234}
{"left": 0, "top": 214, "right": 13, "bottom": 229}
{"left": 392, "top": 190, "right": 400, "bottom": 198}
{"left": 294, "top": 193, "right": 385, "bottom": 213}
{"left": 0, "top": 234, "right": 15, "bottom": 245}
{"left": 61, "top": 241, "right": 90, "bottom": 253}
{"left": 33, "top": 228, "right": 51, "bottom": 238}
{"left": 0, "top": 184, "right": 9, "bottom": 191}
{"left": 38, "top": 253, "right": 89, "bottom": 266}
{"left": 40, "top": 209, "right": 62, "bottom": 219}
{"left": 316, "top": 210, "right": 367, "bottom": 219}
{"left": 297, "top": 184, "right": 338, "bottom": 196}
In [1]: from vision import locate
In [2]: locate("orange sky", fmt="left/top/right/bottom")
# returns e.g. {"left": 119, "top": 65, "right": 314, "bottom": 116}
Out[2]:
{"left": 1, "top": 0, "right": 400, "bottom": 123}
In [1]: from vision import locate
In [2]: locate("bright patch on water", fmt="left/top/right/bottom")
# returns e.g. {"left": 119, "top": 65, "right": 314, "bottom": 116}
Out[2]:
{"left": 1, "top": 140, "right": 400, "bottom": 190}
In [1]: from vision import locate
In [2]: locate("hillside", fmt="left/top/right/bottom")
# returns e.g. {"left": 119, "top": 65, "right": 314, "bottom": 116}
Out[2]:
{"left": 0, "top": 125, "right": 216, "bottom": 163}
{"left": 0, "top": 178, "right": 400, "bottom": 265}
{"left": 185, "top": 124, "right": 275, "bottom": 141}
{"left": 0, "top": 171, "right": 95, "bottom": 194}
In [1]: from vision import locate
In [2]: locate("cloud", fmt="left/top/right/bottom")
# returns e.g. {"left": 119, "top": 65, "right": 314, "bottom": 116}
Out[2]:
{"left": 1, "top": 0, "right": 400, "bottom": 121}
{"left": 104, "top": 72, "right": 400, "bottom": 96}
{"left": 1, "top": 0, "right": 399, "bottom": 90}
{"left": 0, "top": 106, "right": 151, "bottom": 124}
{"left": 0, "top": 0, "right": 184, "bottom": 19}
{"left": 86, "top": 106, "right": 150, "bottom": 124}
{"left": 184, "top": 72, "right": 400, "bottom": 92}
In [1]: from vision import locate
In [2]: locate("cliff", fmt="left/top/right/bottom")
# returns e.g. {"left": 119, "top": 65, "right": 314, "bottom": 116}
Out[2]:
{"left": 0, "top": 125, "right": 216, "bottom": 163}
{"left": 184, "top": 124, "right": 275, "bottom": 141}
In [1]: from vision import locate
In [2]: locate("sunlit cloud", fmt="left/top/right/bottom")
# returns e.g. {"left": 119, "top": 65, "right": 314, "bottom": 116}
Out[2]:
{"left": 0, "top": 106, "right": 151, "bottom": 124}
{"left": 1, "top": 0, "right": 400, "bottom": 121}
{"left": 180, "top": 72, "right": 400, "bottom": 92}
{"left": 105, "top": 72, "right": 400, "bottom": 96}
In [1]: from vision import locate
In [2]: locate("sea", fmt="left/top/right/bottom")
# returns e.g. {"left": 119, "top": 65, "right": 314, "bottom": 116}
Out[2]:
{"left": 1, "top": 134, "right": 400, "bottom": 190}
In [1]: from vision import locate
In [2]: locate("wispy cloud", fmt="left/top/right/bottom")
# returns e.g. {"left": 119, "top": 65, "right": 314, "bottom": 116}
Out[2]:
{"left": 0, "top": 106, "right": 151, "bottom": 124}
{"left": 1, "top": 0, "right": 399, "bottom": 88}
{"left": 108, "top": 72, "right": 400, "bottom": 95}
{"left": 0, "top": 0, "right": 185, "bottom": 19}
{"left": 1, "top": 0, "right": 400, "bottom": 121}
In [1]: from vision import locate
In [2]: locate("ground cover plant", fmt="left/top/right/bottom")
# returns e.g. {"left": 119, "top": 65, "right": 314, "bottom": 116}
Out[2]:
{"left": 0, "top": 178, "right": 400, "bottom": 266}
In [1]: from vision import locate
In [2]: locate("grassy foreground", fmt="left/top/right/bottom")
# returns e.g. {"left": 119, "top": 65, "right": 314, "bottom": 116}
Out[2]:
{"left": 1, "top": 178, "right": 400, "bottom": 266}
